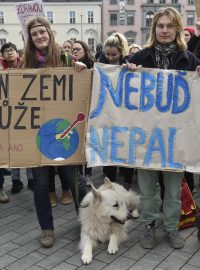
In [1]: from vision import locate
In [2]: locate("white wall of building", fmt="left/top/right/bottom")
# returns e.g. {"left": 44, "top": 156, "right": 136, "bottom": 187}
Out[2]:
{"left": 0, "top": 1, "right": 102, "bottom": 50}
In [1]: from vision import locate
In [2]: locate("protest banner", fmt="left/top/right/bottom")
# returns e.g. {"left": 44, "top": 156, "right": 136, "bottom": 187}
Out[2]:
{"left": 195, "top": 0, "right": 200, "bottom": 18}
{"left": 14, "top": 0, "right": 45, "bottom": 41}
{"left": 86, "top": 63, "right": 200, "bottom": 173}
{"left": 0, "top": 67, "right": 92, "bottom": 168}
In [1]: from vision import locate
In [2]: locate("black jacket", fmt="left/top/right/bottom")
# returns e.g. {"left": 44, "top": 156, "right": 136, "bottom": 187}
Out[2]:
{"left": 129, "top": 47, "right": 200, "bottom": 71}
{"left": 187, "top": 35, "right": 200, "bottom": 60}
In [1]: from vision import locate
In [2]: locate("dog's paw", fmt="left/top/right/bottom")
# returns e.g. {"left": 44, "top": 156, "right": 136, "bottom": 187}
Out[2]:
{"left": 81, "top": 253, "right": 92, "bottom": 264}
{"left": 107, "top": 243, "right": 119, "bottom": 254}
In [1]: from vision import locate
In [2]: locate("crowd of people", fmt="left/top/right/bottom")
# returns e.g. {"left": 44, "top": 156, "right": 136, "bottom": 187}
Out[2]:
{"left": 1, "top": 6, "right": 200, "bottom": 251}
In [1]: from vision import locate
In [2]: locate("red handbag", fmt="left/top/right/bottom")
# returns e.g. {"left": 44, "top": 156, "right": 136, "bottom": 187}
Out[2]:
{"left": 179, "top": 179, "right": 197, "bottom": 230}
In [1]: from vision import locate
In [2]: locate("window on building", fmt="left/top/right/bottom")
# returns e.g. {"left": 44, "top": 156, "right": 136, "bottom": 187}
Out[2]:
{"left": 171, "top": 0, "right": 178, "bottom": 4}
{"left": 0, "top": 38, "right": 6, "bottom": 48}
{"left": 125, "top": 31, "right": 135, "bottom": 45}
{"left": 88, "top": 38, "right": 95, "bottom": 52}
{"left": 187, "top": 14, "right": 195, "bottom": 25}
{"left": 160, "top": 0, "right": 166, "bottom": 3}
{"left": 146, "top": 11, "right": 154, "bottom": 27}
{"left": 188, "top": 0, "right": 194, "bottom": 4}
{"left": 110, "top": 0, "right": 118, "bottom": 4}
{"left": 127, "top": 0, "right": 134, "bottom": 4}
{"left": 69, "top": 11, "right": 76, "bottom": 24}
{"left": 127, "top": 12, "right": 135, "bottom": 25}
{"left": 0, "top": 12, "right": 4, "bottom": 24}
{"left": 88, "top": 11, "right": 94, "bottom": 23}
{"left": 110, "top": 13, "right": 118, "bottom": 25}
{"left": 147, "top": 0, "right": 154, "bottom": 3}
{"left": 47, "top": 11, "right": 53, "bottom": 24}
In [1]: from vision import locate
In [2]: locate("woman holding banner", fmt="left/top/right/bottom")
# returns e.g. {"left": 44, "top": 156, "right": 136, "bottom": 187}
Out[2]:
{"left": 127, "top": 7, "right": 200, "bottom": 249}
{"left": 72, "top": 40, "right": 94, "bottom": 186}
{"left": 22, "top": 16, "right": 87, "bottom": 248}
{"left": 99, "top": 32, "right": 136, "bottom": 190}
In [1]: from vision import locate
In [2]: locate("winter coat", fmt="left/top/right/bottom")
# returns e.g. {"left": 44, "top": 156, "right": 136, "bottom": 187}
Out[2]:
{"left": 129, "top": 47, "right": 200, "bottom": 71}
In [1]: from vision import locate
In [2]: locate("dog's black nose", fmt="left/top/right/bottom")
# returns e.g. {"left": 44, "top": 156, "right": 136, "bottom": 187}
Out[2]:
{"left": 127, "top": 212, "right": 133, "bottom": 220}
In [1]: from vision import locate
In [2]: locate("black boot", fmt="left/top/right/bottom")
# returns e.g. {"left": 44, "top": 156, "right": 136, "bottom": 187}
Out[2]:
{"left": 11, "top": 180, "right": 24, "bottom": 194}
{"left": 27, "top": 179, "right": 35, "bottom": 191}
{"left": 3, "top": 169, "right": 11, "bottom": 176}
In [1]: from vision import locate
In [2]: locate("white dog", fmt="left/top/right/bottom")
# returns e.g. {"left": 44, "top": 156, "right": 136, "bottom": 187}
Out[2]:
{"left": 79, "top": 178, "right": 140, "bottom": 264}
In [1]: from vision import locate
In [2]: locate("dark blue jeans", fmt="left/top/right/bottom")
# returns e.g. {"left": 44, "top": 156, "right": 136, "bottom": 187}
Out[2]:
{"left": 0, "top": 169, "right": 4, "bottom": 188}
{"left": 32, "top": 165, "right": 87, "bottom": 230}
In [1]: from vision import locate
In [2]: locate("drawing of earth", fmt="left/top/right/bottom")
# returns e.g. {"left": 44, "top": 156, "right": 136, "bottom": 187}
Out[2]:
{"left": 36, "top": 118, "right": 79, "bottom": 160}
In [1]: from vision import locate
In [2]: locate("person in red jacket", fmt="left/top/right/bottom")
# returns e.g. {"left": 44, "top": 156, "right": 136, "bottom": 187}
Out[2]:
{"left": 0, "top": 42, "right": 21, "bottom": 68}
{"left": 0, "top": 42, "right": 35, "bottom": 193}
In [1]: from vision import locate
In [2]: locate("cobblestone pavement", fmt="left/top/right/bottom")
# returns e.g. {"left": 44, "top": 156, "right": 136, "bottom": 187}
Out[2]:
{"left": 0, "top": 168, "right": 200, "bottom": 270}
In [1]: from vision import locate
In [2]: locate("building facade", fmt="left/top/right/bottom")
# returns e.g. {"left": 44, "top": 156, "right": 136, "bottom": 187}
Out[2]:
{"left": 0, "top": 0, "right": 198, "bottom": 51}
{"left": 103, "top": 0, "right": 197, "bottom": 46}
{"left": 0, "top": 0, "right": 102, "bottom": 51}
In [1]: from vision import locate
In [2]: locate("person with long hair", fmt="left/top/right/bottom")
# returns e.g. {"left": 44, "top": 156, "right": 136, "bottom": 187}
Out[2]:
{"left": 127, "top": 7, "right": 200, "bottom": 249}
{"left": 99, "top": 32, "right": 129, "bottom": 65}
{"left": 22, "top": 16, "right": 87, "bottom": 248}
{"left": 63, "top": 39, "right": 74, "bottom": 53}
{"left": 72, "top": 40, "right": 94, "bottom": 69}
{"left": 99, "top": 32, "right": 135, "bottom": 190}
{"left": 72, "top": 40, "right": 94, "bottom": 186}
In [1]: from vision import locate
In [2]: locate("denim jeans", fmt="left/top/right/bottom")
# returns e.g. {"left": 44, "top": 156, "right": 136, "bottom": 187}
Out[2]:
{"left": 48, "top": 167, "right": 70, "bottom": 192}
{"left": 0, "top": 169, "right": 4, "bottom": 188}
{"left": 32, "top": 165, "right": 87, "bottom": 230}
{"left": 11, "top": 168, "right": 34, "bottom": 181}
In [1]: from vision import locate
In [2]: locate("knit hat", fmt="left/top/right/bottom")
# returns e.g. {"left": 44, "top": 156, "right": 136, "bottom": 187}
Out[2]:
{"left": 184, "top": 27, "right": 195, "bottom": 36}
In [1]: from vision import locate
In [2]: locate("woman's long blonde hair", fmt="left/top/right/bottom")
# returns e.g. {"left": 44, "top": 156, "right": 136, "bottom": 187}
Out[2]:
{"left": 145, "top": 7, "right": 187, "bottom": 51}
{"left": 23, "top": 16, "right": 62, "bottom": 68}
{"left": 104, "top": 32, "right": 129, "bottom": 57}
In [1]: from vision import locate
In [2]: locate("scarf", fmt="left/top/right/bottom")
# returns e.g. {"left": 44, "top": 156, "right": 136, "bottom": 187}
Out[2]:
{"left": 154, "top": 43, "right": 177, "bottom": 69}
{"left": 34, "top": 49, "right": 77, "bottom": 68}
{"left": 34, "top": 49, "right": 46, "bottom": 68}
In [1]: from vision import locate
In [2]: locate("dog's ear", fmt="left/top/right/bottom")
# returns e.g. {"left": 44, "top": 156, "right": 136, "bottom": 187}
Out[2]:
{"left": 91, "top": 184, "right": 102, "bottom": 203}
{"left": 104, "top": 177, "right": 114, "bottom": 190}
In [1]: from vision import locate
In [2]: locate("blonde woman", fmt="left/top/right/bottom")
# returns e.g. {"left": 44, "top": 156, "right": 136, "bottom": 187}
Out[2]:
{"left": 129, "top": 43, "right": 142, "bottom": 55}
{"left": 99, "top": 32, "right": 135, "bottom": 190}
{"left": 99, "top": 32, "right": 129, "bottom": 64}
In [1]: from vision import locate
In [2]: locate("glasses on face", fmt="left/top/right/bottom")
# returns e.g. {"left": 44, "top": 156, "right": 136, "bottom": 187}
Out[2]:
{"left": 72, "top": 47, "right": 82, "bottom": 52}
{"left": 3, "top": 48, "right": 15, "bottom": 55}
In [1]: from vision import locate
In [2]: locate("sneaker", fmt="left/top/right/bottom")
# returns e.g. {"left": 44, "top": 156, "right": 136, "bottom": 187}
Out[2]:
{"left": 49, "top": 192, "right": 57, "bottom": 207}
{"left": 168, "top": 231, "right": 184, "bottom": 249}
{"left": 0, "top": 188, "right": 9, "bottom": 203}
{"left": 85, "top": 175, "right": 93, "bottom": 187}
{"left": 27, "top": 179, "right": 35, "bottom": 191}
{"left": 61, "top": 190, "right": 72, "bottom": 205}
{"left": 11, "top": 180, "right": 24, "bottom": 194}
{"left": 40, "top": 230, "right": 54, "bottom": 248}
{"left": 140, "top": 224, "right": 156, "bottom": 249}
